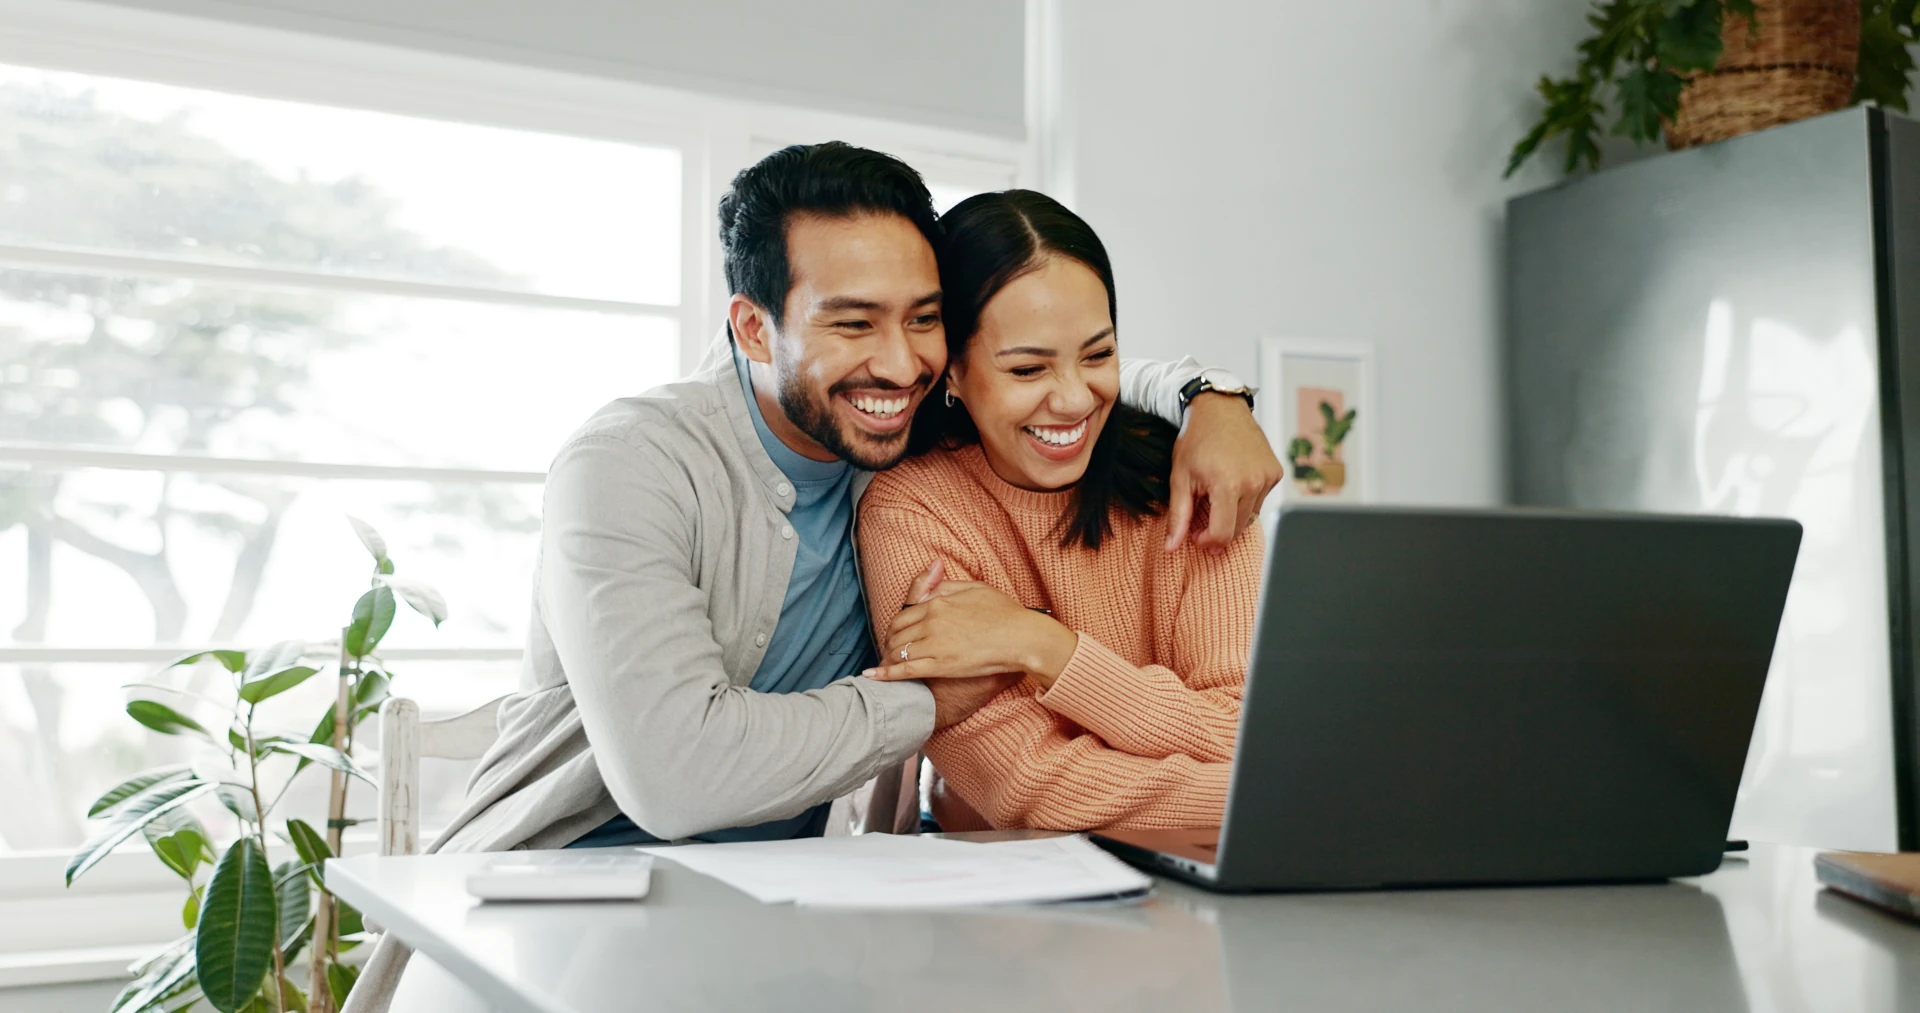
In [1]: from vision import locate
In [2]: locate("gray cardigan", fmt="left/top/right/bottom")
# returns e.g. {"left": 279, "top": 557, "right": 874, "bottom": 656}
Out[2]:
{"left": 343, "top": 336, "right": 1205, "bottom": 1012}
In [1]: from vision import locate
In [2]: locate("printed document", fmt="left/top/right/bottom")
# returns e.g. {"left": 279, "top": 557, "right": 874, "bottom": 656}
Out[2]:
{"left": 639, "top": 834, "right": 1150, "bottom": 908}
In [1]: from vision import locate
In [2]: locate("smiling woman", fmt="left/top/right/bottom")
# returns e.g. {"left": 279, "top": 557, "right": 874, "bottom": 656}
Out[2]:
{"left": 856, "top": 190, "right": 1263, "bottom": 833}
{"left": 906, "top": 189, "right": 1177, "bottom": 550}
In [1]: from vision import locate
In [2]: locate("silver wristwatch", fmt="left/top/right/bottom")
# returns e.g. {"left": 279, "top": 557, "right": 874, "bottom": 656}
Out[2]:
{"left": 1177, "top": 369, "right": 1256, "bottom": 412}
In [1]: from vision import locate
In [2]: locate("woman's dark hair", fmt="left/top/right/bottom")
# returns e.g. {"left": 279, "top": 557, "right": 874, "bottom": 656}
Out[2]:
{"left": 908, "top": 189, "right": 1176, "bottom": 550}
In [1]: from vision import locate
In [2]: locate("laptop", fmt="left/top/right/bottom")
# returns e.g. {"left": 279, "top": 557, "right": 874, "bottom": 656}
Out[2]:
{"left": 1093, "top": 505, "right": 1801, "bottom": 891}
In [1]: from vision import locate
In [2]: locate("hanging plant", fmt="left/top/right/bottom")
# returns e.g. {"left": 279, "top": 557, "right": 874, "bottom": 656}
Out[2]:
{"left": 1508, "top": 0, "right": 1914, "bottom": 177}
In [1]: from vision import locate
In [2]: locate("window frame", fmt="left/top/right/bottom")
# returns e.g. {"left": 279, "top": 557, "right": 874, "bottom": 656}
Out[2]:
{"left": 0, "top": 0, "right": 1031, "bottom": 981}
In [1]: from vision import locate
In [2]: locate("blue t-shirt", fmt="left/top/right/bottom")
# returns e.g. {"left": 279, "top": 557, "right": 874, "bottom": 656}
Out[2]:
{"left": 569, "top": 347, "right": 877, "bottom": 847}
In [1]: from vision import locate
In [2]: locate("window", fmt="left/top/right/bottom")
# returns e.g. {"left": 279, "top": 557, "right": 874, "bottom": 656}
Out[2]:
{"left": 0, "top": 12, "right": 1026, "bottom": 953}
{"left": 0, "top": 61, "right": 684, "bottom": 854}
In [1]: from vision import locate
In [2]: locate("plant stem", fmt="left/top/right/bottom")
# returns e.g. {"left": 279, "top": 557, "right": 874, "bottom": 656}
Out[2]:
{"left": 309, "top": 632, "right": 353, "bottom": 1013}
{"left": 244, "top": 705, "right": 288, "bottom": 1013}
{"left": 267, "top": 768, "right": 301, "bottom": 816}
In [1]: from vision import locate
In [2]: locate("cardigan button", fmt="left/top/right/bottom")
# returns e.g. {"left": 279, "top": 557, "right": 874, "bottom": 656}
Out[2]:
{"left": 754, "top": 633, "right": 768, "bottom": 647}
{"left": 776, "top": 482, "right": 792, "bottom": 497}
{"left": 781, "top": 524, "right": 794, "bottom": 540}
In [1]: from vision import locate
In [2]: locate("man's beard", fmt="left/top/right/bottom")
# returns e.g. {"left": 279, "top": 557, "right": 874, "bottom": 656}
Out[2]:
{"left": 773, "top": 347, "right": 928, "bottom": 471}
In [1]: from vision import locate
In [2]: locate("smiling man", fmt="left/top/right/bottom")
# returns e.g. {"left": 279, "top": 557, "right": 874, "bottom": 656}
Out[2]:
{"left": 347, "top": 142, "right": 1279, "bottom": 1013}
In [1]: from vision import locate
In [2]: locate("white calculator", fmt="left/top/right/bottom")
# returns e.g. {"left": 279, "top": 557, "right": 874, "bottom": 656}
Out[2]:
{"left": 466, "top": 852, "right": 655, "bottom": 902}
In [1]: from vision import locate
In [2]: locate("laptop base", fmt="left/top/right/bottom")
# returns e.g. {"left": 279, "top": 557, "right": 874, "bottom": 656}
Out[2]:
{"left": 1091, "top": 829, "right": 1226, "bottom": 890}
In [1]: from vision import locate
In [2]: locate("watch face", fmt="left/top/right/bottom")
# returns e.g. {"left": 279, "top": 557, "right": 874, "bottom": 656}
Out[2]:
{"left": 1204, "top": 370, "right": 1252, "bottom": 395}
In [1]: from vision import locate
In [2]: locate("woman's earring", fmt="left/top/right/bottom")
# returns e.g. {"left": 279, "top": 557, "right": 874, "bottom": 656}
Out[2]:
{"left": 944, "top": 386, "right": 956, "bottom": 409}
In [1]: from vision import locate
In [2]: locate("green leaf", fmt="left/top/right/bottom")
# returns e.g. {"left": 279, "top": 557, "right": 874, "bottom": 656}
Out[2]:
{"left": 347, "top": 515, "right": 389, "bottom": 563}
{"left": 183, "top": 889, "right": 200, "bottom": 930}
{"left": 149, "top": 832, "right": 198, "bottom": 882}
{"left": 1578, "top": 0, "right": 1657, "bottom": 79}
{"left": 326, "top": 960, "right": 360, "bottom": 1006}
{"left": 345, "top": 585, "right": 396, "bottom": 658}
{"left": 1505, "top": 116, "right": 1554, "bottom": 178}
{"left": 1653, "top": 0, "right": 1727, "bottom": 72}
{"left": 336, "top": 899, "right": 364, "bottom": 938}
{"left": 241, "top": 641, "right": 307, "bottom": 683}
{"left": 265, "top": 742, "right": 373, "bottom": 786}
{"left": 1322, "top": 404, "right": 1357, "bottom": 451}
{"left": 275, "top": 975, "right": 309, "bottom": 1013}
{"left": 380, "top": 579, "right": 447, "bottom": 625}
{"left": 126, "top": 700, "right": 212, "bottom": 740}
{"left": 90, "top": 766, "right": 192, "bottom": 818}
{"left": 354, "top": 670, "right": 392, "bottom": 717}
{"left": 301, "top": 705, "right": 345, "bottom": 780}
{"left": 1614, "top": 64, "right": 1684, "bottom": 143}
{"left": 195, "top": 838, "right": 277, "bottom": 1013}
{"left": 1856, "top": 3, "right": 1920, "bottom": 110}
{"left": 1506, "top": 71, "right": 1605, "bottom": 177}
{"left": 174, "top": 828, "right": 210, "bottom": 869}
{"left": 308, "top": 705, "right": 337, "bottom": 747}
{"left": 273, "top": 860, "right": 312, "bottom": 954}
{"left": 380, "top": 575, "right": 448, "bottom": 627}
{"left": 111, "top": 935, "right": 197, "bottom": 1013}
{"left": 215, "top": 783, "right": 262, "bottom": 825}
{"left": 283, "top": 818, "right": 333, "bottom": 869}
{"left": 378, "top": 557, "right": 395, "bottom": 575}
{"left": 142, "top": 806, "right": 215, "bottom": 860}
{"left": 120, "top": 682, "right": 224, "bottom": 714}
{"left": 165, "top": 650, "right": 248, "bottom": 674}
{"left": 237, "top": 665, "right": 320, "bottom": 705}
{"left": 66, "top": 780, "right": 213, "bottom": 886}
{"left": 276, "top": 974, "right": 309, "bottom": 1013}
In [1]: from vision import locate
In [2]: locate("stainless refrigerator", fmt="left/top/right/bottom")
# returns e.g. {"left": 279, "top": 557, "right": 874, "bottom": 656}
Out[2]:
{"left": 1507, "top": 107, "right": 1920, "bottom": 852}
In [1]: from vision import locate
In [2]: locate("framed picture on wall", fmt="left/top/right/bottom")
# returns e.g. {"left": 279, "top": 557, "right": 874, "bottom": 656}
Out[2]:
{"left": 1259, "top": 340, "right": 1376, "bottom": 503}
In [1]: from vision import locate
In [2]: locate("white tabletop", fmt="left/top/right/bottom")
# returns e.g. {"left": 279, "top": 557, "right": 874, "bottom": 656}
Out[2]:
{"left": 326, "top": 837, "right": 1920, "bottom": 1013}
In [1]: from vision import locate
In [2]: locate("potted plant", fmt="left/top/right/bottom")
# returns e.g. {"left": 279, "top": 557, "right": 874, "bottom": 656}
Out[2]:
{"left": 1287, "top": 437, "right": 1322, "bottom": 493}
{"left": 1508, "top": 0, "right": 1918, "bottom": 176}
{"left": 1285, "top": 402, "right": 1359, "bottom": 495}
{"left": 70, "top": 518, "right": 445, "bottom": 1013}
{"left": 1317, "top": 402, "right": 1358, "bottom": 493}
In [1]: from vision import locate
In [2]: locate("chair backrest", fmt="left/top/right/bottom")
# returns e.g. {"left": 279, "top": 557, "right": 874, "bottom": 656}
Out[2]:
{"left": 378, "top": 695, "right": 506, "bottom": 857}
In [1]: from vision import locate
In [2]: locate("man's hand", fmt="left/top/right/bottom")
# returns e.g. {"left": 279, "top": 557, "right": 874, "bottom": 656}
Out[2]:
{"left": 929, "top": 673, "right": 1022, "bottom": 731}
{"left": 1167, "top": 392, "right": 1283, "bottom": 551}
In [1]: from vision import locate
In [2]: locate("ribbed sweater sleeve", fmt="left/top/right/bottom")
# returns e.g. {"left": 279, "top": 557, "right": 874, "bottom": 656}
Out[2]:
{"left": 1036, "top": 533, "right": 1260, "bottom": 762}
{"left": 925, "top": 682, "right": 1233, "bottom": 831}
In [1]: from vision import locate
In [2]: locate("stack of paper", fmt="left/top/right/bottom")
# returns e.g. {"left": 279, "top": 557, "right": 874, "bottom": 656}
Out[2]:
{"left": 640, "top": 833, "right": 1151, "bottom": 908}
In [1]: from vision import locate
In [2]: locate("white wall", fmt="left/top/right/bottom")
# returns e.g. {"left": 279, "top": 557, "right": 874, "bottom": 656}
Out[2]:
{"left": 83, "top": 0, "right": 1028, "bottom": 137}
{"left": 1050, "top": 0, "right": 1596, "bottom": 506}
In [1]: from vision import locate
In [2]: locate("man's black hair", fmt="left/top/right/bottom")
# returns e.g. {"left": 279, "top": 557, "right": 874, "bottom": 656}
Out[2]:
{"left": 717, "top": 141, "right": 942, "bottom": 326}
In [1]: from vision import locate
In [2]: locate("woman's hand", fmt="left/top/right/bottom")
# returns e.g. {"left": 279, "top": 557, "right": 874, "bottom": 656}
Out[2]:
{"left": 862, "top": 575, "right": 1078, "bottom": 688}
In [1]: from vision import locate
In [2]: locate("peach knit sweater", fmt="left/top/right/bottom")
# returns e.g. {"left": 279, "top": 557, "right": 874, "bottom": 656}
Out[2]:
{"left": 857, "top": 444, "right": 1263, "bottom": 831}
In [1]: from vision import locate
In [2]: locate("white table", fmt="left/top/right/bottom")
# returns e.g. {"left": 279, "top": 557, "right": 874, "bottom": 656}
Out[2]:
{"left": 326, "top": 838, "right": 1920, "bottom": 1012}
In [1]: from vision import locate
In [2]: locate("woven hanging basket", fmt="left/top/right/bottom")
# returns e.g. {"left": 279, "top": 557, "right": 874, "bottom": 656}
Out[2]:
{"left": 1665, "top": 0, "right": 1860, "bottom": 150}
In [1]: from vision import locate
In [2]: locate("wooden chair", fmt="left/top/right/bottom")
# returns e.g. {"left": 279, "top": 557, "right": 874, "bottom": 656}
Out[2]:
{"left": 377, "top": 696, "right": 506, "bottom": 856}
